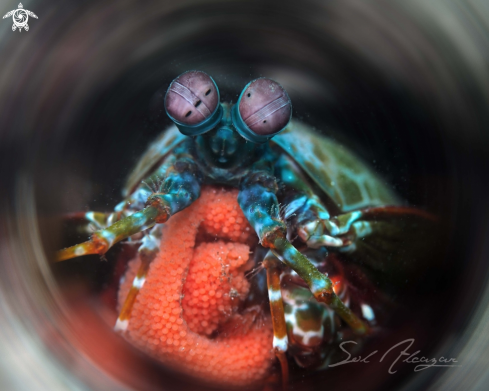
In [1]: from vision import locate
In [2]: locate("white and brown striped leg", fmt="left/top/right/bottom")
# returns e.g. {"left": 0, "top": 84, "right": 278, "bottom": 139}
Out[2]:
{"left": 263, "top": 250, "right": 289, "bottom": 390}
{"left": 114, "top": 225, "right": 162, "bottom": 331}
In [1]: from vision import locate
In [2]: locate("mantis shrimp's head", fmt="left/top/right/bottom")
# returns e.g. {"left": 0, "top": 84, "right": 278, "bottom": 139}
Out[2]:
{"left": 164, "top": 71, "right": 292, "bottom": 167}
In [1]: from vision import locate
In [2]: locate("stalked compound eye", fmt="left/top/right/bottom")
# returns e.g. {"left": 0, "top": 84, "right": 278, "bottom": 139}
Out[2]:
{"left": 165, "top": 70, "right": 223, "bottom": 136}
{"left": 231, "top": 78, "right": 292, "bottom": 143}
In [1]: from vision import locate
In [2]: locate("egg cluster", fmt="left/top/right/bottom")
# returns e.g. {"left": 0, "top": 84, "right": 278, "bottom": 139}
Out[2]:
{"left": 118, "top": 187, "right": 273, "bottom": 386}
{"left": 201, "top": 189, "right": 253, "bottom": 242}
{"left": 182, "top": 241, "right": 251, "bottom": 336}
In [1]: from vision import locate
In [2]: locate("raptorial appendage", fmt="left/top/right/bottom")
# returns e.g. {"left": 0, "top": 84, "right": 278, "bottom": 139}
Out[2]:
{"left": 56, "top": 152, "right": 201, "bottom": 262}
{"left": 56, "top": 205, "right": 161, "bottom": 261}
{"left": 238, "top": 171, "right": 369, "bottom": 336}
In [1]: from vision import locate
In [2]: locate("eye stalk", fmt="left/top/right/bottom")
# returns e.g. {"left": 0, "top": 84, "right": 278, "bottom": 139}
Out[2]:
{"left": 165, "top": 70, "right": 223, "bottom": 136}
{"left": 232, "top": 78, "right": 292, "bottom": 143}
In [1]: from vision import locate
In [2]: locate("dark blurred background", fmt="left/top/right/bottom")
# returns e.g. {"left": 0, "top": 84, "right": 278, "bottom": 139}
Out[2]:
{"left": 1, "top": 0, "right": 489, "bottom": 390}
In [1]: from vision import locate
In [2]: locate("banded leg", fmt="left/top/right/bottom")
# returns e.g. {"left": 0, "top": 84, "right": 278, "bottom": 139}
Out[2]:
{"left": 263, "top": 251, "right": 288, "bottom": 390}
{"left": 56, "top": 154, "right": 202, "bottom": 262}
{"left": 238, "top": 178, "right": 368, "bottom": 335}
{"left": 115, "top": 225, "right": 163, "bottom": 331}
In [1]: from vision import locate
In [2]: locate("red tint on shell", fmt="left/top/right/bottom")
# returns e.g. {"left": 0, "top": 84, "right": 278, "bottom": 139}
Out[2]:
{"left": 165, "top": 71, "right": 219, "bottom": 125}
{"left": 238, "top": 78, "right": 291, "bottom": 135}
{"left": 118, "top": 187, "right": 273, "bottom": 386}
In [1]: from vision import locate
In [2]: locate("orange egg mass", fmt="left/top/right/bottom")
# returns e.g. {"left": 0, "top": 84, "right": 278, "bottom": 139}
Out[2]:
{"left": 118, "top": 186, "right": 274, "bottom": 386}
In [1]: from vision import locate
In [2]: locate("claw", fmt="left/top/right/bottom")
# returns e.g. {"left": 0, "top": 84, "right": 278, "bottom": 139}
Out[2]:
{"left": 238, "top": 179, "right": 368, "bottom": 336}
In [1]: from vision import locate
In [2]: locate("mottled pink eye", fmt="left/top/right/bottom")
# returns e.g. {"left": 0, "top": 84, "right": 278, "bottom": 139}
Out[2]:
{"left": 238, "top": 78, "right": 291, "bottom": 136}
{"left": 165, "top": 71, "right": 219, "bottom": 125}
